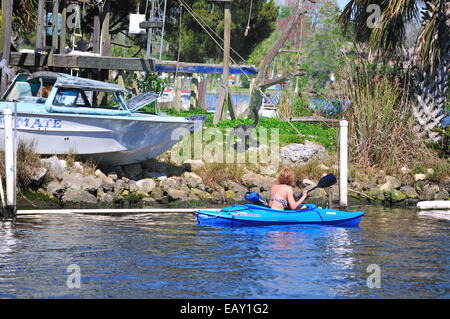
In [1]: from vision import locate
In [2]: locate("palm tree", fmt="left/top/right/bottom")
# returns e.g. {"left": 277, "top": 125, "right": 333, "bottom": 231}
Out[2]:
{"left": 339, "top": 0, "right": 449, "bottom": 142}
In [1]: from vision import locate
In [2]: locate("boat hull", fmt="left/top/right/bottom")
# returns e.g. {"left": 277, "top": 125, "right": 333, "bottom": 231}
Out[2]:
{"left": 0, "top": 111, "right": 192, "bottom": 166}
{"left": 196, "top": 204, "right": 364, "bottom": 228}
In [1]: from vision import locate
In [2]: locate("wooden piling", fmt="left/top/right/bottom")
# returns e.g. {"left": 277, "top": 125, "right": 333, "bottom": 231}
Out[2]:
{"left": 212, "top": 0, "right": 233, "bottom": 124}
{"left": 36, "top": 0, "right": 45, "bottom": 49}
{"left": 190, "top": 74, "right": 198, "bottom": 109}
{"left": 175, "top": 75, "right": 182, "bottom": 111}
{"left": 51, "top": 0, "right": 59, "bottom": 50}
{"left": 59, "top": 0, "right": 67, "bottom": 54}
{"left": 93, "top": 7, "right": 101, "bottom": 54}
{"left": 100, "top": 0, "right": 111, "bottom": 57}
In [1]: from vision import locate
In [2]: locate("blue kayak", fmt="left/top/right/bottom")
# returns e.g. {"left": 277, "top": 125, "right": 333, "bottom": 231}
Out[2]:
{"left": 196, "top": 204, "right": 364, "bottom": 227}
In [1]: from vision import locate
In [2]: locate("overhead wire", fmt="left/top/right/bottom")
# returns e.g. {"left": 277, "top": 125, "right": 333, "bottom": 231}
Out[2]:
{"left": 178, "top": 0, "right": 246, "bottom": 63}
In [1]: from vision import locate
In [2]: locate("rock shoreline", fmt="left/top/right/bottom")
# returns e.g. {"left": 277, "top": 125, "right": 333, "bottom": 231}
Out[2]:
{"left": 21, "top": 154, "right": 449, "bottom": 209}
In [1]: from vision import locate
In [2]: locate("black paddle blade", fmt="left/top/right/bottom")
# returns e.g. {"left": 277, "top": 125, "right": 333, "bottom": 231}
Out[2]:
{"left": 316, "top": 173, "right": 337, "bottom": 188}
{"left": 306, "top": 174, "right": 337, "bottom": 194}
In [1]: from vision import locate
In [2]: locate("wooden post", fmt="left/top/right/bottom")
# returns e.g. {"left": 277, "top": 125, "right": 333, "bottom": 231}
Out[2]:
{"left": 0, "top": 0, "right": 5, "bottom": 52}
{"left": 190, "top": 74, "right": 198, "bottom": 110}
{"left": 100, "top": 0, "right": 111, "bottom": 57}
{"left": 52, "top": 0, "right": 59, "bottom": 51}
{"left": 198, "top": 78, "right": 208, "bottom": 110}
{"left": 59, "top": 0, "right": 67, "bottom": 54}
{"left": 99, "top": 0, "right": 111, "bottom": 105}
{"left": 36, "top": 0, "right": 45, "bottom": 49}
{"left": 175, "top": 75, "right": 182, "bottom": 111}
{"left": 93, "top": 7, "right": 101, "bottom": 54}
{"left": 227, "top": 90, "right": 237, "bottom": 119}
{"left": 118, "top": 71, "right": 125, "bottom": 89}
{"left": 0, "top": 0, "right": 13, "bottom": 94}
{"left": 212, "top": 0, "right": 233, "bottom": 125}
{"left": 222, "top": 0, "right": 232, "bottom": 119}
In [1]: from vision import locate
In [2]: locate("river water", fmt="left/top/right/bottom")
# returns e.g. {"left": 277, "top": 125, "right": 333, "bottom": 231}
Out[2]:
{"left": 0, "top": 205, "right": 448, "bottom": 299}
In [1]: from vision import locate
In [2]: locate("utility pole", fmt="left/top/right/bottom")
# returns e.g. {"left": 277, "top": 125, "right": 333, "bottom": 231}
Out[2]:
{"left": 208, "top": 0, "right": 233, "bottom": 125}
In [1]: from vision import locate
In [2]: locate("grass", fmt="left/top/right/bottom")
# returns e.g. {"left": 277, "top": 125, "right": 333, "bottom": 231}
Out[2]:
{"left": 57, "top": 152, "right": 98, "bottom": 176}
{"left": 194, "top": 162, "right": 246, "bottom": 189}
{"left": 341, "top": 60, "right": 441, "bottom": 175}
{"left": 163, "top": 108, "right": 338, "bottom": 152}
{"left": 0, "top": 140, "right": 100, "bottom": 193}
{"left": 291, "top": 158, "right": 336, "bottom": 185}
{"left": 0, "top": 140, "right": 42, "bottom": 190}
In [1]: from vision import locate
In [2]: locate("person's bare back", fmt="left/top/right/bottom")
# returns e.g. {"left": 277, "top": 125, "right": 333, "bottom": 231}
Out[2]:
{"left": 269, "top": 168, "right": 308, "bottom": 210}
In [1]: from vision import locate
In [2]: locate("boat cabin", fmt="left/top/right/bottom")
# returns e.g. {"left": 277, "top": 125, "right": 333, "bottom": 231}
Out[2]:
{"left": 1, "top": 72, "right": 160, "bottom": 116}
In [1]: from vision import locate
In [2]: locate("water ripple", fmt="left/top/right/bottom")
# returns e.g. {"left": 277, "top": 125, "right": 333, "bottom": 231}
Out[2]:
{"left": 0, "top": 206, "right": 448, "bottom": 298}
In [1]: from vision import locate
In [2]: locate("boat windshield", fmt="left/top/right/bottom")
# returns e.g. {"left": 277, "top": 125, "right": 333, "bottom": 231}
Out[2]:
{"left": 53, "top": 87, "right": 126, "bottom": 111}
{"left": 2, "top": 74, "right": 55, "bottom": 103}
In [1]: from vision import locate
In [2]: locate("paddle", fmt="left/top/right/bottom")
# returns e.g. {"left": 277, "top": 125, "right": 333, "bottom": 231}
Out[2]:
{"left": 307, "top": 173, "right": 337, "bottom": 194}
{"left": 294, "top": 173, "right": 337, "bottom": 201}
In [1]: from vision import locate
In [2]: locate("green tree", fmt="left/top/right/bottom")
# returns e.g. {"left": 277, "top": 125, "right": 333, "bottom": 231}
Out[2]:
{"left": 163, "top": 0, "right": 278, "bottom": 63}
{"left": 298, "top": 2, "right": 352, "bottom": 94}
{"left": 339, "top": 0, "right": 449, "bottom": 142}
{"left": 2, "top": 0, "right": 38, "bottom": 34}
{"left": 248, "top": 1, "right": 352, "bottom": 106}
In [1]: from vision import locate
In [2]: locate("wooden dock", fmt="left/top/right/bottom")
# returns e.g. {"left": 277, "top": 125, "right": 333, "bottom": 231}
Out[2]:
{"left": 9, "top": 52, "right": 258, "bottom": 74}
{"left": 10, "top": 52, "right": 154, "bottom": 71}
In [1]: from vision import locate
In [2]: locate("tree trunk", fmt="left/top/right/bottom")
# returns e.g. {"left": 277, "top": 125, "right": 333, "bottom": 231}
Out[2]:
{"left": 248, "top": 0, "right": 306, "bottom": 112}
{"left": 414, "top": 0, "right": 449, "bottom": 142}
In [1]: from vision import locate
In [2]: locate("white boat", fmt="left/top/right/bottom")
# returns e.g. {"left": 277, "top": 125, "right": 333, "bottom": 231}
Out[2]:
{"left": 0, "top": 72, "right": 193, "bottom": 166}
{"left": 157, "top": 89, "right": 191, "bottom": 111}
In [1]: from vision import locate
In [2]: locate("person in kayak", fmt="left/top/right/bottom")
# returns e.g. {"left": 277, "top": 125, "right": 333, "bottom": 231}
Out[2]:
{"left": 269, "top": 167, "right": 308, "bottom": 210}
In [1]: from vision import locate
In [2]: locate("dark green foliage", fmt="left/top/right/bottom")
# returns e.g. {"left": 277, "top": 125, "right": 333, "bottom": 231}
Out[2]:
{"left": 163, "top": 0, "right": 278, "bottom": 63}
{"left": 429, "top": 126, "right": 450, "bottom": 158}
{"left": 134, "top": 72, "right": 168, "bottom": 94}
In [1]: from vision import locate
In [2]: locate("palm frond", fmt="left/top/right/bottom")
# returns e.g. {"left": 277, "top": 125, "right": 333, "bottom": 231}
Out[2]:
{"left": 417, "top": 0, "right": 448, "bottom": 72}
{"left": 339, "top": 0, "right": 419, "bottom": 57}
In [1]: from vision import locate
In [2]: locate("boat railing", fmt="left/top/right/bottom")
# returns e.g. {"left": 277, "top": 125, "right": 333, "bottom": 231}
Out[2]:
{"left": 17, "top": 96, "right": 46, "bottom": 104}
{"left": 45, "top": 104, "right": 131, "bottom": 116}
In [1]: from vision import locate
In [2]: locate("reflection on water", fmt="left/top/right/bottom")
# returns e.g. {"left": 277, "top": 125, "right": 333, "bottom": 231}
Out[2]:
{"left": 0, "top": 205, "right": 448, "bottom": 298}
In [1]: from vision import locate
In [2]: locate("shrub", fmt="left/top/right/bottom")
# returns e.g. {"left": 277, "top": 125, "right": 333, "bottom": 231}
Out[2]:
{"left": 342, "top": 61, "right": 435, "bottom": 173}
